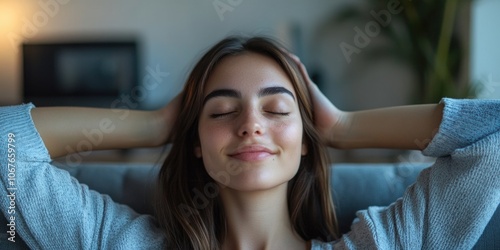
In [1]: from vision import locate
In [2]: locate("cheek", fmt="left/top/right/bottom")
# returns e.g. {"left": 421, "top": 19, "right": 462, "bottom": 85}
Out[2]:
{"left": 272, "top": 122, "right": 302, "bottom": 143}
{"left": 270, "top": 120, "right": 304, "bottom": 153}
{"left": 199, "top": 122, "right": 231, "bottom": 147}
{"left": 198, "top": 122, "right": 232, "bottom": 167}
{"left": 270, "top": 120, "right": 304, "bottom": 182}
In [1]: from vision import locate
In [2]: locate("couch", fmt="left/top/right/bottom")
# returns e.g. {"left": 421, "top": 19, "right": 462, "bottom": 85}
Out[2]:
{"left": 1, "top": 162, "right": 498, "bottom": 249}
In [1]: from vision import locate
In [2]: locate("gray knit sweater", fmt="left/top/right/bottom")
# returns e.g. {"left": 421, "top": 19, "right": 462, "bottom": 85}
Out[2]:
{"left": 0, "top": 98, "right": 499, "bottom": 249}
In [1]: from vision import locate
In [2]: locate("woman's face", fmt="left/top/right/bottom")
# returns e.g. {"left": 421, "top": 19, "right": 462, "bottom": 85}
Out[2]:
{"left": 197, "top": 52, "right": 307, "bottom": 191}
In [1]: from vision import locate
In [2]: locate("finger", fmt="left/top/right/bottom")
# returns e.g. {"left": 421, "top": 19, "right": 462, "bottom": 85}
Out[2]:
{"left": 296, "top": 60, "right": 311, "bottom": 81}
{"left": 281, "top": 50, "right": 309, "bottom": 79}
{"left": 293, "top": 56, "right": 315, "bottom": 86}
{"left": 279, "top": 48, "right": 316, "bottom": 88}
{"left": 289, "top": 53, "right": 301, "bottom": 63}
{"left": 279, "top": 47, "right": 301, "bottom": 62}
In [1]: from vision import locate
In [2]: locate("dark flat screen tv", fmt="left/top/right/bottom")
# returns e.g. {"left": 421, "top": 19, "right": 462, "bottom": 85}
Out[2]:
{"left": 22, "top": 41, "right": 138, "bottom": 107}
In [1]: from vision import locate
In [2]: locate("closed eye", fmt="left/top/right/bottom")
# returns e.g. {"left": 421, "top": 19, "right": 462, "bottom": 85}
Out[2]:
{"left": 267, "top": 111, "right": 290, "bottom": 116}
{"left": 210, "top": 111, "right": 290, "bottom": 118}
{"left": 210, "top": 112, "right": 236, "bottom": 118}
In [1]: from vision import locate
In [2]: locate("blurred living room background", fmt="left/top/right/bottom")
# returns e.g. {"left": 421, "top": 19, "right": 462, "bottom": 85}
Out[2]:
{"left": 0, "top": 0, "right": 499, "bottom": 164}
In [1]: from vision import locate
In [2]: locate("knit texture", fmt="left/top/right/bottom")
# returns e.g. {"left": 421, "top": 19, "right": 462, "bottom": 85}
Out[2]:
{"left": 0, "top": 98, "right": 498, "bottom": 249}
{"left": 313, "top": 98, "right": 500, "bottom": 249}
{"left": 0, "top": 104, "right": 166, "bottom": 249}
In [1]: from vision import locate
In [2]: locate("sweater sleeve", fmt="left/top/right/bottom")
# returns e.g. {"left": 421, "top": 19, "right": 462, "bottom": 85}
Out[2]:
{"left": 0, "top": 104, "right": 166, "bottom": 249}
{"left": 332, "top": 98, "right": 500, "bottom": 250}
{"left": 423, "top": 98, "right": 500, "bottom": 157}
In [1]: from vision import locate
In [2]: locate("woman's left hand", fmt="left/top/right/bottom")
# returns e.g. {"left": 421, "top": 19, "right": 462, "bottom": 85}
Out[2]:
{"left": 286, "top": 52, "right": 348, "bottom": 148}
{"left": 287, "top": 52, "right": 444, "bottom": 150}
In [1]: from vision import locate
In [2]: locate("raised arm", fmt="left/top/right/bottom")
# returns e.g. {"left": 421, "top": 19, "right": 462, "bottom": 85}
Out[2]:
{"left": 288, "top": 52, "right": 500, "bottom": 250}
{"left": 30, "top": 94, "right": 181, "bottom": 158}
{"left": 331, "top": 104, "right": 443, "bottom": 150}
{"left": 288, "top": 53, "right": 443, "bottom": 150}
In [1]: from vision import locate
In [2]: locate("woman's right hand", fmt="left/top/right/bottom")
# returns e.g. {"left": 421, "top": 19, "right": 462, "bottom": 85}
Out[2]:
{"left": 286, "top": 52, "right": 349, "bottom": 148}
{"left": 31, "top": 92, "right": 182, "bottom": 159}
{"left": 151, "top": 92, "right": 182, "bottom": 145}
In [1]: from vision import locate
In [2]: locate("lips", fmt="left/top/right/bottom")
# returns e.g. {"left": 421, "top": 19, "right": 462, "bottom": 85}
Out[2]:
{"left": 228, "top": 145, "right": 276, "bottom": 161}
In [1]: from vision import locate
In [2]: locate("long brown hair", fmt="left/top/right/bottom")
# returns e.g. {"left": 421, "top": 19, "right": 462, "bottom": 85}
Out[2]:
{"left": 155, "top": 36, "right": 338, "bottom": 249}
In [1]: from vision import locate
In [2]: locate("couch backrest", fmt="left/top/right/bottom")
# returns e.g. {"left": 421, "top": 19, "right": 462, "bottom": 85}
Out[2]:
{"left": 1, "top": 162, "right": 498, "bottom": 249}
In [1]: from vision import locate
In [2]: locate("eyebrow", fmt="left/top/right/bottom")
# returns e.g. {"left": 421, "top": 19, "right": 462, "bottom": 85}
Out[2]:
{"left": 203, "top": 86, "right": 295, "bottom": 105}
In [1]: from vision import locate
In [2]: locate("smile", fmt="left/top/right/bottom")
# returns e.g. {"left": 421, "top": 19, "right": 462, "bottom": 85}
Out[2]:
{"left": 229, "top": 151, "right": 274, "bottom": 161}
{"left": 228, "top": 145, "right": 276, "bottom": 162}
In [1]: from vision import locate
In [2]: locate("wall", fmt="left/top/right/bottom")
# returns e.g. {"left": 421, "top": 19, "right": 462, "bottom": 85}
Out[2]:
{"left": 2, "top": 0, "right": 499, "bottom": 107}
{"left": 0, "top": 0, "right": 343, "bottom": 109}
{"left": 471, "top": 0, "right": 500, "bottom": 99}
{"left": 3, "top": 0, "right": 495, "bottom": 161}
{"left": 0, "top": 0, "right": 422, "bottom": 162}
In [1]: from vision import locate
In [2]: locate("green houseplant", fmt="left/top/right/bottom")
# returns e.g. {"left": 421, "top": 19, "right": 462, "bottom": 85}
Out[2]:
{"left": 325, "top": 0, "right": 476, "bottom": 103}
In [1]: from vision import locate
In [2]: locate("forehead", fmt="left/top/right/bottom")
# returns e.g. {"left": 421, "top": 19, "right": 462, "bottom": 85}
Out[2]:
{"left": 204, "top": 52, "right": 295, "bottom": 95}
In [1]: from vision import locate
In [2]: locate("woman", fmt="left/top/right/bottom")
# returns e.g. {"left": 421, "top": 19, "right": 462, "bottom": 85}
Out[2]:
{"left": 155, "top": 37, "right": 339, "bottom": 249}
{"left": 0, "top": 36, "right": 498, "bottom": 249}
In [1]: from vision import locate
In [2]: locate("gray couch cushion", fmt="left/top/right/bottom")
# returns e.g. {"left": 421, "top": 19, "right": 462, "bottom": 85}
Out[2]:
{"left": 1, "top": 162, "right": 498, "bottom": 249}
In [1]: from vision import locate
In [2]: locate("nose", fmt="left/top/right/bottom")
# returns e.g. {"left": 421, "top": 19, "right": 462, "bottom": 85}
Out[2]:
{"left": 237, "top": 109, "right": 265, "bottom": 137}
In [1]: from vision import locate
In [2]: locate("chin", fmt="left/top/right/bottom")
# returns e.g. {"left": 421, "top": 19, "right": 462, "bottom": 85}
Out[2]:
{"left": 210, "top": 164, "right": 298, "bottom": 192}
